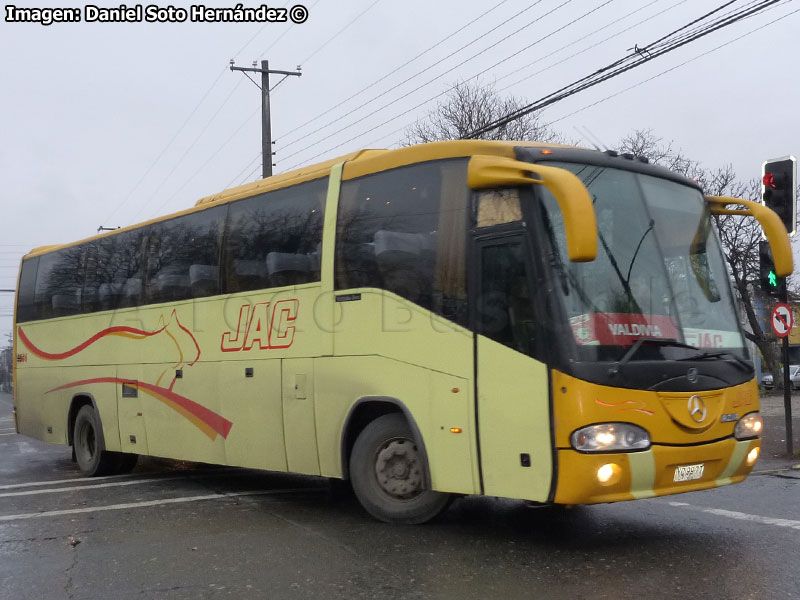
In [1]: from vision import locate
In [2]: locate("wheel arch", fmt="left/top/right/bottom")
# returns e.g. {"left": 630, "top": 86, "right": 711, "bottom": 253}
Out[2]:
{"left": 67, "top": 393, "right": 100, "bottom": 447}
{"left": 340, "top": 396, "right": 432, "bottom": 488}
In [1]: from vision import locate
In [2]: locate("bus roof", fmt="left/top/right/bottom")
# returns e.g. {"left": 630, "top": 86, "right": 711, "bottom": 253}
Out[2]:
{"left": 20, "top": 140, "right": 571, "bottom": 259}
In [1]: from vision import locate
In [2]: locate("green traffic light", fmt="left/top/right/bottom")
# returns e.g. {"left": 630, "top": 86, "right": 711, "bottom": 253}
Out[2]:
{"left": 769, "top": 271, "right": 778, "bottom": 287}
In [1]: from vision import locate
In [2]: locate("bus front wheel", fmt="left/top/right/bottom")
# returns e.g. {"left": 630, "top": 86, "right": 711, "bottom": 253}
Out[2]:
{"left": 350, "top": 413, "right": 450, "bottom": 524}
{"left": 73, "top": 405, "right": 123, "bottom": 477}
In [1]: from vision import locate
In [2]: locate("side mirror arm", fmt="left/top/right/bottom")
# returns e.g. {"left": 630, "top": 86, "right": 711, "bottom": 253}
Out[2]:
{"left": 468, "top": 155, "right": 597, "bottom": 262}
{"left": 705, "top": 195, "right": 794, "bottom": 277}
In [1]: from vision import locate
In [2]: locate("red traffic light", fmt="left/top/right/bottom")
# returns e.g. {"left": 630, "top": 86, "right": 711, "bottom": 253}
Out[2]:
{"left": 763, "top": 172, "right": 776, "bottom": 188}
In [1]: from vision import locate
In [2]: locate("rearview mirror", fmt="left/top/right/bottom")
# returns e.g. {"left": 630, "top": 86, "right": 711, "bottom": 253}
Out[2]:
{"left": 468, "top": 155, "right": 597, "bottom": 262}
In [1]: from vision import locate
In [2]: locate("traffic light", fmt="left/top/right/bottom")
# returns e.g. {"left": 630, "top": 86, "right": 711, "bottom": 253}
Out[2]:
{"left": 762, "top": 156, "right": 797, "bottom": 236}
{"left": 759, "top": 240, "right": 785, "bottom": 295}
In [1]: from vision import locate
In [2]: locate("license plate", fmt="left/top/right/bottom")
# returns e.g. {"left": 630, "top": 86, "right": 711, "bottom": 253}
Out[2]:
{"left": 674, "top": 463, "right": 705, "bottom": 482}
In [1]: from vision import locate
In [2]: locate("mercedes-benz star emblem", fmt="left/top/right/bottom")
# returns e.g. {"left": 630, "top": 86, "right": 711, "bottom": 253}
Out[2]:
{"left": 687, "top": 368, "right": 699, "bottom": 383}
{"left": 687, "top": 395, "right": 707, "bottom": 423}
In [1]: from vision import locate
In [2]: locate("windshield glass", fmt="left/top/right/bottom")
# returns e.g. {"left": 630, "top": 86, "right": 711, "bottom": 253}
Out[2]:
{"left": 538, "top": 162, "right": 747, "bottom": 362}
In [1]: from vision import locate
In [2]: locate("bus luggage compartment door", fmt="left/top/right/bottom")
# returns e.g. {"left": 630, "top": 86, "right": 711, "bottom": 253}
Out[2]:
{"left": 281, "top": 358, "right": 320, "bottom": 475}
{"left": 476, "top": 336, "right": 553, "bottom": 502}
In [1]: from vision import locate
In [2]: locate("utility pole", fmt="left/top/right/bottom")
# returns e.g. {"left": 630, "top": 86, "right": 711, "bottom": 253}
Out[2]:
{"left": 230, "top": 60, "right": 301, "bottom": 179}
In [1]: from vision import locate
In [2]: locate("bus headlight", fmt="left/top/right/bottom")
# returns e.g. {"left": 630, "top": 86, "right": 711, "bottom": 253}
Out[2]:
{"left": 570, "top": 423, "right": 650, "bottom": 452}
{"left": 734, "top": 413, "right": 763, "bottom": 440}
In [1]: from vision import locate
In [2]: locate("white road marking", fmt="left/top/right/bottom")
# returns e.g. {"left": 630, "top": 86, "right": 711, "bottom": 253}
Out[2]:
{"left": 667, "top": 501, "right": 800, "bottom": 530}
{"left": 0, "top": 477, "right": 182, "bottom": 498}
{"left": 0, "top": 489, "right": 313, "bottom": 522}
{"left": 15, "top": 441, "right": 37, "bottom": 454}
{"left": 0, "top": 428, "right": 16, "bottom": 433}
{"left": 0, "top": 433, "right": 18, "bottom": 437}
{"left": 0, "top": 467, "right": 237, "bottom": 490}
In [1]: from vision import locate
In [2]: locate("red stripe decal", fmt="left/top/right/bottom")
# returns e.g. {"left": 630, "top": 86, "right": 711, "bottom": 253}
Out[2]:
{"left": 18, "top": 325, "right": 166, "bottom": 361}
{"left": 49, "top": 377, "right": 233, "bottom": 439}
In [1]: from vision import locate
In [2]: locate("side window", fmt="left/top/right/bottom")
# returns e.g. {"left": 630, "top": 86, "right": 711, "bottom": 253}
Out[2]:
{"left": 223, "top": 178, "right": 327, "bottom": 293}
{"left": 34, "top": 246, "right": 87, "bottom": 319}
{"left": 15, "top": 256, "right": 39, "bottom": 323}
{"left": 94, "top": 228, "right": 148, "bottom": 310}
{"left": 477, "top": 238, "right": 536, "bottom": 356}
{"left": 335, "top": 159, "right": 468, "bottom": 324}
{"left": 145, "top": 206, "right": 226, "bottom": 304}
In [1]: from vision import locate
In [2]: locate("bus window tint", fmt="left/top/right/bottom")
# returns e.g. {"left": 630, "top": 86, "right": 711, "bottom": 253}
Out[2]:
{"left": 478, "top": 239, "right": 535, "bottom": 355}
{"left": 223, "top": 178, "right": 327, "bottom": 293}
{"left": 145, "top": 206, "right": 226, "bottom": 304}
{"left": 335, "top": 159, "right": 468, "bottom": 325}
{"left": 92, "top": 228, "right": 148, "bottom": 310}
{"left": 34, "top": 246, "right": 87, "bottom": 319}
{"left": 15, "top": 256, "right": 39, "bottom": 323}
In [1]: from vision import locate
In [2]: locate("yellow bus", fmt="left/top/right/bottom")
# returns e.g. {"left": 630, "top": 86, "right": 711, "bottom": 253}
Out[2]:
{"left": 12, "top": 140, "right": 789, "bottom": 523}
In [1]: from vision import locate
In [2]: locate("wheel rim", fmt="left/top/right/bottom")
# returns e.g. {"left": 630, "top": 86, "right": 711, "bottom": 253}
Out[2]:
{"left": 374, "top": 437, "right": 423, "bottom": 499}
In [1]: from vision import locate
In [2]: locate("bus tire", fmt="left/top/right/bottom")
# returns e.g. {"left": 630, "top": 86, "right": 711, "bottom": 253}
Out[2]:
{"left": 350, "top": 413, "right": 450, "bottom": 524}
{"left": 73, "top": 405, "right": 119, "bottom": 477}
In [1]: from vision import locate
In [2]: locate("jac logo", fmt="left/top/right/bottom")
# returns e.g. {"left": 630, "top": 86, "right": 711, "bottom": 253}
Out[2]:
{"left": 221, "top": 299, "right": 299, "bottom": 352}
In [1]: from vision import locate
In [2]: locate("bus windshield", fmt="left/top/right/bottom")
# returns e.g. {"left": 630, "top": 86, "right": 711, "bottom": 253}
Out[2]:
{"left": 538, "top": 162, "right": 747, "bottom": 362}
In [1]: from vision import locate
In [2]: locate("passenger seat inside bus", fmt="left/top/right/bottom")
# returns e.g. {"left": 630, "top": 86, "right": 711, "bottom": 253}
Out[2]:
{"left": 51, "top": 290, "right": 81, "bottom": 316}
{"left": 266, "top": 252, "right": 317, "bottom": 287}
{"left": 120, "top": 278, "right": 143, "bottom": 307}
{"left": 232, "top": 259, "right": 268, "bottom": 291}
{"left": 373, "top": 230, "right": 435, "bottom": 304}
{"left": 98, "top": 282, "right": 124, "bottom": 310}
{"left": 189, "top": 264, "right": 219, "bottom": 297}
{"left": 152, "top": 265, "right": 191, "bottom": 302}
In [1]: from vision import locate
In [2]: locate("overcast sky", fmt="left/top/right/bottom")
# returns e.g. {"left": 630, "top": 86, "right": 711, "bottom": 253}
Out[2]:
{"left": 2, "top": 0, "right": 798, "bottom": 341}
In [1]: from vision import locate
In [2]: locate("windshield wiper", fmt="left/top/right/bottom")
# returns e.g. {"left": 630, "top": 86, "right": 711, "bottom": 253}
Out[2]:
{"left": 608, "top": 337, "right": 698, "bottom": 377}
{"left": 676, "top": 350, "right": 751, "bottom": 371}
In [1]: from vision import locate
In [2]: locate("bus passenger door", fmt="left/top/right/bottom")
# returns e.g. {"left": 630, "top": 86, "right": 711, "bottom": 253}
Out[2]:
{"left": 474, "top": 234, "right": 554, "bottom": 502}
{"left": 281, "top": 358, "right": 320, "bottom": 475}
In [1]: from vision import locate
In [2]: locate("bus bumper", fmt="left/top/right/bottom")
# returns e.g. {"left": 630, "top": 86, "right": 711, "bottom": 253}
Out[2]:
{"left": 553, "top": 438, "right": 760, "bottom": 505}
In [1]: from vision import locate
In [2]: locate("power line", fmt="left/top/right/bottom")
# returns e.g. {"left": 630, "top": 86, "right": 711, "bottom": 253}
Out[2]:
{"left": 463, "top": 0, "right": 783, "bottom": 138}
{"left": 283, "top": 0, "right": 790, "bottom": 170}
{"left": 496, "top": 0, "right": 690, "bottom": 93}
{"left": 280, "top": 0, "right": 513, "bottom": 142}
{"left": 279, "top": 0, "right": 598, "bottom": 165}
{"left": 279, "top": 0, "right": 624, "bottom": 169}
{"left": 230, "top": 0, "right": 517, "bottom": 184}
{"left": 147, "top": 106, "right": 260, "bottom": 219}
{"left": 300, "top": 0, "right": 383, "bottom": 64}
{"left": 276, "top": 0, "right": 558, "bottom": 153}
{"left": 127, "top": 79, "right": 247, "bottom": 222}
{"left": 543, "top": 3, "right": 800, "bottom": 128}
{"left": 151, "top": 0, "right": 380, "bottom": 215}
{"left": 257, "top": 0, "right": 321, "bottom": 59}
{"left": 101, "top": 1, "right": 302, "bottom": 226}
{"left": 100, "top": 65, "right": 229, "bottom": 227}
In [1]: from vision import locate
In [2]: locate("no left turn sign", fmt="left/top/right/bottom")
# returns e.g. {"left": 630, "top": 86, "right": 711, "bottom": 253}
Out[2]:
{"left": 771, "top": 303, "right": 794, "bottom": 338}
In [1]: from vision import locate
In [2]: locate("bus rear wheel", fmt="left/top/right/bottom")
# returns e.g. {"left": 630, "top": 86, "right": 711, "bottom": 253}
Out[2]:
{"left": 350, "top": 413, "right": 450, "bottom": 524}
{"left": 73, "top": 405, "right": 123, "bottom": 477}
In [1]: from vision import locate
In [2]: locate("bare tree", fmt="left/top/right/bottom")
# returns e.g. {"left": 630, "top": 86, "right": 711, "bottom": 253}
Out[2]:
{"left": 403, "top": 80, "right": 563, "bottom": 145}
{"left": 618, "top": 129, "right": 781, "bottom": 380}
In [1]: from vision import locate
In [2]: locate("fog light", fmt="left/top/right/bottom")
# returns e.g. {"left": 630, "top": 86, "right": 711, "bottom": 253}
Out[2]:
{"left": 596, "top": 463, "right": 621, "bottom": 486}
{"left": 597, "top": 464, "right": 614, "bottom": 482}
{"left": 746, "top": 447, "right": 760, "bottom": 466}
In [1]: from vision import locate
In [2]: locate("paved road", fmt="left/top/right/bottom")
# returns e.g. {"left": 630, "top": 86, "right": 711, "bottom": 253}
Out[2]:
{"left": 1, "top": 392, "right": 799, "bottom": 600}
